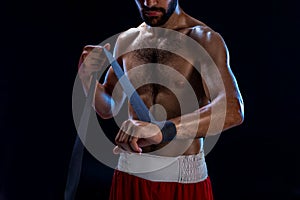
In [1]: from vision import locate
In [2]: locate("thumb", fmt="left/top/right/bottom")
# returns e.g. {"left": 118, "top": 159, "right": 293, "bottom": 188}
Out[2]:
{"left": 137, "top": 139, "right": 150, "bottom": 148}
{"left": 103, "top": 43, "right": 111, "bottom": 51}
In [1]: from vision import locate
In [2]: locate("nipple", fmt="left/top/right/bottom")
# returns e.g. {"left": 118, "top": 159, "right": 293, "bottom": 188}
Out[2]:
{"left": 149, "top": 104, "right": 167, "bottom": 122}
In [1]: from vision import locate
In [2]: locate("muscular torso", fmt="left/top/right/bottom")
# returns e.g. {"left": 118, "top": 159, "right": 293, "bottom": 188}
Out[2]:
{"left": 117, "top": 25, "right": 211, "bottom": 156}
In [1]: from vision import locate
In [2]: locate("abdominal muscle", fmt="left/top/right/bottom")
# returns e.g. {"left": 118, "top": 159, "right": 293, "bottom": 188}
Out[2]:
{"left": 141, "top": 139, "right": 202, "bottom": 157}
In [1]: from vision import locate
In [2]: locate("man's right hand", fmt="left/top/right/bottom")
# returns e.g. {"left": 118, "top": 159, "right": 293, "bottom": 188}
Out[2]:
{"left": 114, "top": 119, "right": 163, "bottom": 154}
{"left": 78, "top": 43, "right": 111, "bottom": 82}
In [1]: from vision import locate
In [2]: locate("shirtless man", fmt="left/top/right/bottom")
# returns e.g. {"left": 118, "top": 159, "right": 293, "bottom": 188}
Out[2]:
{"left": 78, "top": 0, "right": 244, "bottom": 199}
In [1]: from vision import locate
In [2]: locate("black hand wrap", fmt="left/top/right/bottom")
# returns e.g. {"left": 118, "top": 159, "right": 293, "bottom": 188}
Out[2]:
{"left": 154, "top": 120, "right": 177, "bottom": 143}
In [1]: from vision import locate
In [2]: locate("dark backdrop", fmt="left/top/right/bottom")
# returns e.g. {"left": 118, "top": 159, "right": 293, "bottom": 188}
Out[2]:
{"left": 1, "top": 0, "right": 299, "bottom": 200}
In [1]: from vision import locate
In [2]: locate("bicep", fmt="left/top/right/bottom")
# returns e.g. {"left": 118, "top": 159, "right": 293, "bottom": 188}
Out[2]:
{"left": 200, "top": 32, "right": 243, "bottom": 103}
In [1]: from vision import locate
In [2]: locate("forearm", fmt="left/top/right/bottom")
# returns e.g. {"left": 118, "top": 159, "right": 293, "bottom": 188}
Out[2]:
{"left": 80, "top": 75, "right": 116, "bottom": 119}
{"left": 170, "top": 95, "right": 244, "bottom": 140}
{"left": 94, "top": 82, "right": 116, "bottom": 119}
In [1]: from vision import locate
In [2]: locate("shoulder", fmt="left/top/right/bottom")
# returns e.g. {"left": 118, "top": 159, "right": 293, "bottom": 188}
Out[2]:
{"left": 179, "top": 12, "right": 227, "bottom": 51}
{"left": 189, "top": 24, "right": 225, "bottom": 48}
{"left": 113, "top": 27, "right": 141, "bottom": 58}
{"left": 186, "top": 22, "right": 229, "bottom": 62}
{"left": 183, "top": 17, "right": 230, "bottom": 67}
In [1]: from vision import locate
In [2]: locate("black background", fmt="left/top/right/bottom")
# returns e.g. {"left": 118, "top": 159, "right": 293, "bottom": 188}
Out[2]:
{"left": 1, "top": 0, "right": 300, "bottom": 200}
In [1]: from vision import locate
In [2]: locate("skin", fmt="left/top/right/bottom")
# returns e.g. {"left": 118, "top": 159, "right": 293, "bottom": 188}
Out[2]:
{"left": 78, "top": 0, "right": 244, "bottom": 156}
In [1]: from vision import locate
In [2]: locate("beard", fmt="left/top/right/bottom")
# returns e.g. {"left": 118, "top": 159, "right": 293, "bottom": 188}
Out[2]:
{"left": 141, "top": 0, "right": 177, "bottom": 27}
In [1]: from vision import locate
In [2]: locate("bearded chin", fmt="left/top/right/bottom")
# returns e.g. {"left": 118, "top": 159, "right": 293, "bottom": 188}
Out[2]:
{"left": 143, "top": 15, "right": 167, "bottom": 27}
{"left": 142, "top": 0, "right": 177, "bottom": 27}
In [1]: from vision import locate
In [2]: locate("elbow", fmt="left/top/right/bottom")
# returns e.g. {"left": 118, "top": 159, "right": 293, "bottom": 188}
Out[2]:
{"left": 234, "top": 105, "right": 244, "bottom": 126}
{"left": 94, "top": 92, "right": 116, "bottom": 119}
{"left": 227, "top": 98, "right": 244, "bottom": 127}
{"left": 95, "top": 104, "right": 114, "bottom": 119}
{"left": 96, "top": 111, "right": 113, "bottom": 119}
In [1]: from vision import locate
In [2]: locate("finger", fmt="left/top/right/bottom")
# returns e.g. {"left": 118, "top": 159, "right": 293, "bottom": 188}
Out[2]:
{"left": 119, "top": 121, "right": 130, "bottom": 143}
{"left": 118, "top": 143, "right": 131, "bottom": 152}
{"left": 83, "top": 45, "right": 99, "bottom": 51}
{"left": 137, "top": 139, "right": 151, "bottom": 147}
{"left": 78, "top": 51, "right": 88, "bottom": 69}
{"left": 121, "top": 141, "right": 132, "bottom": 152}
{"left": 113, "top": 146, "right": 124, "bottom": 154}
{"left": 120, "top": 130, "right": 129, "bottom": 143}
{"left": 103, "top": 43, "right": 111, "bottom": 51}
{"left": 116, "top": 131, "right": 133, "bottom": 152}
{"left": 129, "top": 137, "right": 142, "bottom": 153}
{"left": 114, "top": 131, "right": 122, "bottom": 145}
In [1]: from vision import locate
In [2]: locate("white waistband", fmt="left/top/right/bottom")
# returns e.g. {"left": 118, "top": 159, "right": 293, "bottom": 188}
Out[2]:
{"left": 117, "top": 151, "right": 208, "bottom": 183}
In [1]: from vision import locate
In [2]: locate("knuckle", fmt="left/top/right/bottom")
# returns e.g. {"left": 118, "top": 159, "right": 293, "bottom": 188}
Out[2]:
{"left": 123, "top": 120, "right": 129, "bottom": 126}
{"left": 82, "top": 50, "right": 89, "bottom": 54}
{"left": 83, "top": 45, "right": 94, "bottom": 50}
{"left": 116, "top": 140, "right": 122, "bottom": 146}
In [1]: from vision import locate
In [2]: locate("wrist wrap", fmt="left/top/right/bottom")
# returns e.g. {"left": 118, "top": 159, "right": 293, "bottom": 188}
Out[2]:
{"left": 154, "top": 120, "right": 177, "bottom": 143}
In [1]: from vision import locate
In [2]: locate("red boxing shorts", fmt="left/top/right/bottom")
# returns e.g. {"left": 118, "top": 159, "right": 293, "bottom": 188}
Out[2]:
{"left": 109, "top": 152, "right": 214, "bottom": 200}
{"left": 109, "top": 170, "right": 214, "bottom": 200}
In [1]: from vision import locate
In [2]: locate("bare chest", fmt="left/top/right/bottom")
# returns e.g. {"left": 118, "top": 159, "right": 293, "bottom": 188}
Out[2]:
{"left": 119, "top": 29, "right": 208, "bottom": 116}
{"left": 123, "top": 49, "right": 195, "bottom": 88}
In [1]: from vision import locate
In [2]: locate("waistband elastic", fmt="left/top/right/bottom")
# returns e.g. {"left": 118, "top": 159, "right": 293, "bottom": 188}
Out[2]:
{"left": 117, "top": 151, "right": 208, "bottom": 183}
